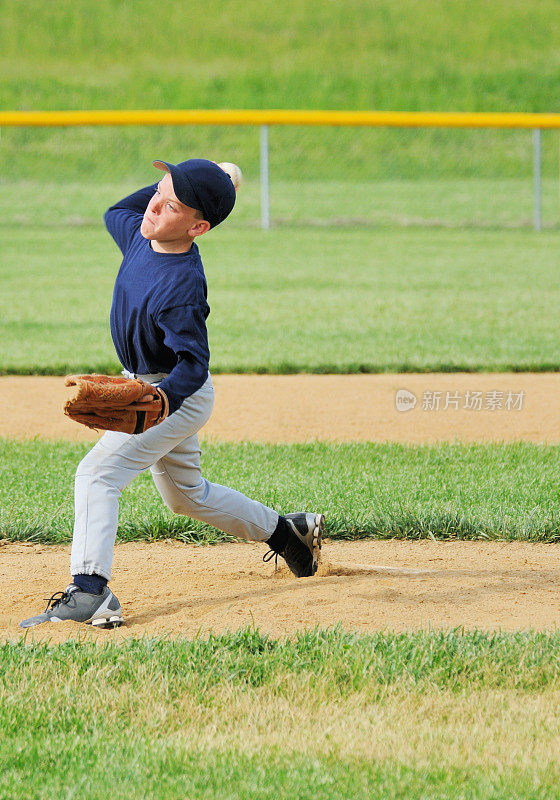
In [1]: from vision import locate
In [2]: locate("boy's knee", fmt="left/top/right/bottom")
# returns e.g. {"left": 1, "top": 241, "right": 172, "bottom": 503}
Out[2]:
{"left": 165, "top": 498, "right": 188, "bottom": 515}
{"left": 75, "top": 455, "right": 121, "bottom": 487}
{"left": 162, "top": 480, "right": 208, "bottom": 515}
{"left": 76, "top": 448, "right": 110, "bottom": 476}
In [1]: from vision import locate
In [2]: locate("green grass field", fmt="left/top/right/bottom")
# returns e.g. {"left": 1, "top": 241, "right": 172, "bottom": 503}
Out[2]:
{"left": 3, "top": 629, "right": 560, "bottom": 799}
{"left": 2, "top": 0, "right": 560, "bottom": 114}
{"left": 1, "top": 224, "right": 558, "bottom": 374}
{"left": 2, "top": 439, "right": 560, "bottom": 544}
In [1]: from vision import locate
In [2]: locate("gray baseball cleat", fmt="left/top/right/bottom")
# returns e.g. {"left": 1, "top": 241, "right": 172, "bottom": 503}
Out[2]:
{"left": 19, "top": 584, "right": 123, "bottom": 629}
{"left": 264, "top": 512, "right": 324, "bottom": 577}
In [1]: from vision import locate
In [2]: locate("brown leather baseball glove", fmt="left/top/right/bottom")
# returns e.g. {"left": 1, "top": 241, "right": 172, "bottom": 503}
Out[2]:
{"left": 64, "top": 374, "right": 169, "bottom": 435}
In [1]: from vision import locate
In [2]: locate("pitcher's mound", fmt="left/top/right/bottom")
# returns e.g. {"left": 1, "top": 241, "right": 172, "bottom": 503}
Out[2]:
{"left": 2, "top": 539, "right": 560, "bottom": 643}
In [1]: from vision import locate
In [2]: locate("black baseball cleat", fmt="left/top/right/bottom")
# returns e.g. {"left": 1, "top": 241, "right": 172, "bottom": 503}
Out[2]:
{"left": 19, "top": 584, "right": 124, "bottom": 629}
{"left": 264, "top": 512, "right": 324, "bottom": 577}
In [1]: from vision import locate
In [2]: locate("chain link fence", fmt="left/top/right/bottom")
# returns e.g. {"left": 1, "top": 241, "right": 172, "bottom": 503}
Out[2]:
{"left": 1, "top": 121, "right": 558, "bottom": 229}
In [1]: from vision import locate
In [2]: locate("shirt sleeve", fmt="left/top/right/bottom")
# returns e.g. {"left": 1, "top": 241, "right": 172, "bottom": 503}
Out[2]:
{"left": 156, "top": 304, "right": 211, "bottom": 414}
{"left": 104, "top": 184, "right": 157, "bottom": 255}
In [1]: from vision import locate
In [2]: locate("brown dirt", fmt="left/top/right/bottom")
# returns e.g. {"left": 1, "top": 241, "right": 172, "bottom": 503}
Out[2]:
{"left": 1, "top": 373, "right": 559, "bottom": 442}
{"left": 2, "top": 539, "right": 559, "bottom": 643}
{"left": 2, "top": 373, "right": 559, "bottom": 641}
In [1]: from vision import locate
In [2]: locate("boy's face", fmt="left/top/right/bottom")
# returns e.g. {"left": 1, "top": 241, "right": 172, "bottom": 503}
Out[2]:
{"left": 140, "top": 172, "right": 209, "bottom": 245}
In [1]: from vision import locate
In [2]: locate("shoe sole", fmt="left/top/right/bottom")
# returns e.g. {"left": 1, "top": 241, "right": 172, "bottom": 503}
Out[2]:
{"left": 90, "top": 614, "right": 124, "bottom": 629}
{"left": 311, "top": 513, "right": 325, "bottom": 575}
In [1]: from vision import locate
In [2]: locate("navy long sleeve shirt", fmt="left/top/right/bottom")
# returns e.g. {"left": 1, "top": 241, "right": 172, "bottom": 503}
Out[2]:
{"left": 105, "top": 184, "right": 210, "bottom": 415}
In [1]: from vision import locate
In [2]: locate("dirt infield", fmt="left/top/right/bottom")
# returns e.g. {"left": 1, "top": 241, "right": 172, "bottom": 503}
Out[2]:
{"left": 2, "top": 373, "right": 559, "bottom": 640}
{"left": 2, "top": 539, "right": 559, "bottom": 643}
{"left": 2, "top": 373, "right": 560, "bottom": 443}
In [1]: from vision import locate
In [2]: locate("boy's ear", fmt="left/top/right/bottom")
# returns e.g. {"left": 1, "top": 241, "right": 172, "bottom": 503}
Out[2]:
{"left": 190, "top": 219, "right": 211, "bottom": 237}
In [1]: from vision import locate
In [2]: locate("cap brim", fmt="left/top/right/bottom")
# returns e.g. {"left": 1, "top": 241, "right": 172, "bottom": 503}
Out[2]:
{"left": 153, "top": 160, "right": 171, "bottom": 172}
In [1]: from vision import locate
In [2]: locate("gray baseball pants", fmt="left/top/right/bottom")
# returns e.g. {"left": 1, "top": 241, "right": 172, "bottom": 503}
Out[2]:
{"left": 70, "top": 371, "right": 279, "bottom": 581}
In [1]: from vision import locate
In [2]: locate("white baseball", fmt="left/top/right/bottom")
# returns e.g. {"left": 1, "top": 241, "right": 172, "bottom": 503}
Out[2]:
{"left": 217, "top": 161, "right": 242, "bottom": 190}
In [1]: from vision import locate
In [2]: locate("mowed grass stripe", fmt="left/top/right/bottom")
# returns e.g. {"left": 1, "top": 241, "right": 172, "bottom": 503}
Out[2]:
{"left": 1, "top": 226, "right": 559, "bottom": 374}
{"left": 3, "top": 630, "right": 560, "bottom": 799}
{"left": 2, "top": 439, "right": 559, "bottom": 543}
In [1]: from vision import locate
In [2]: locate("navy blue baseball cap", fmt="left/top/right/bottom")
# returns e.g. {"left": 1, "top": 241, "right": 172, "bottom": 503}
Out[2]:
{"left": 153, "top": 158, "right": 236, "bottom": 228}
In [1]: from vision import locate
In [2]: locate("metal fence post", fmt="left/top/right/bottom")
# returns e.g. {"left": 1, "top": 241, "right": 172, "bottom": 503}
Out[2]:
{"left": 260, "top": 124, "right": 270, "bottom": 230}
{"left": 533, "top": 128, "right": 542, "bottom": 231}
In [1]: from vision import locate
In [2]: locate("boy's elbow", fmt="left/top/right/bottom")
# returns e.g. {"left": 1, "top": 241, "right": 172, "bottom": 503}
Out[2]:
{"left": 104, "top": 208, "right": 116, "bottom": 231}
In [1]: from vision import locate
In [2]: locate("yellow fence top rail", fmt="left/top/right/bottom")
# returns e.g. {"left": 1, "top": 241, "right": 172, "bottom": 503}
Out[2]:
{"left": 2, "top": 109, "right": 560, "bottom": 129}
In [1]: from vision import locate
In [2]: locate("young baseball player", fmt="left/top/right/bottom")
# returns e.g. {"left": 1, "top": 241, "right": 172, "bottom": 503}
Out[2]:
{"left": 20, "top": 158, "right": 324, "bottom": 629}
